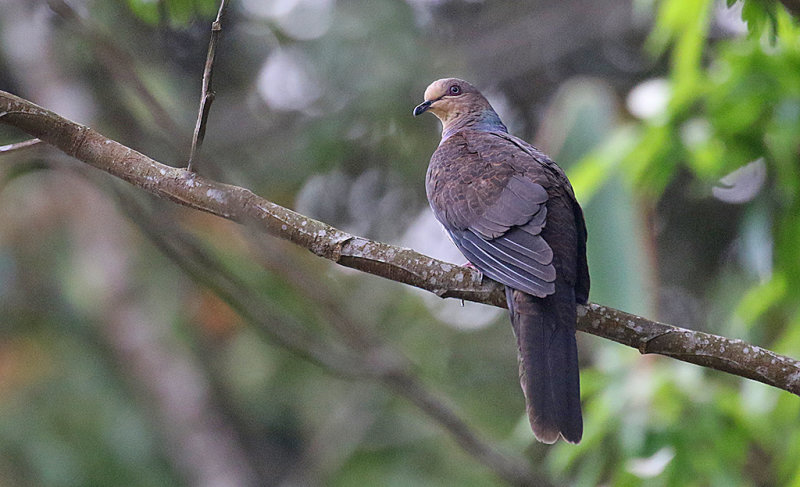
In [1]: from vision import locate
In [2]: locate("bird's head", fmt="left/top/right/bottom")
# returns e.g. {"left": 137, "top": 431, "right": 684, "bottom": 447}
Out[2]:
{"left": 413, "top": 78, "right": 486, "bottom": 120}
{"left": 413, "top": 78, "right": 505, "bottom": 136}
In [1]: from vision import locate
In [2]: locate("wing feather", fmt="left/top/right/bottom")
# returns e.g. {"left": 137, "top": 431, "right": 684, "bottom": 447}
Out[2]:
{"left": 450, "top": 229, "right": 555, "bottom": 297}
{"left": 427, "top": 131, "right": 576, "bottom": 298}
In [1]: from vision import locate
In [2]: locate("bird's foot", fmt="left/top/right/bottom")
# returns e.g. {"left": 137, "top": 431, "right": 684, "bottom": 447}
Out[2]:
{"left": 462, "top": 261, "right": 483, "bottom": 282}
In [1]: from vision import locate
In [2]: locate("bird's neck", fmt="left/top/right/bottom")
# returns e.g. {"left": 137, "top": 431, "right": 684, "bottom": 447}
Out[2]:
{"left": 441, "top": 108, "right": 507, "bottom": 141}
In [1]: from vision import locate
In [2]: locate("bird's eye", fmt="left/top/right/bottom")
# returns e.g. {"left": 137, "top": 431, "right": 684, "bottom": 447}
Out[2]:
{"left": 449, "top": 85, "right": 462, "bottom": 95}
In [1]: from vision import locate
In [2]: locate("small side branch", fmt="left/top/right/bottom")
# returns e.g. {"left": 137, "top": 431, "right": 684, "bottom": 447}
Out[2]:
{"left": 187, "top": 0, "right": 230, "bottom": 171}
{"left": 2, "top": 89, "right": 799, "bottom": 398}
{"left": 0, "top": 138, "right": 42, "bottom": 154}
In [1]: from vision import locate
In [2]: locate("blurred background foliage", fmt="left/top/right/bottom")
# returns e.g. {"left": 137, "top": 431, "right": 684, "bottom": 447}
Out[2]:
{"left": 1, "top": 0, "right": 800, "bottom": 485}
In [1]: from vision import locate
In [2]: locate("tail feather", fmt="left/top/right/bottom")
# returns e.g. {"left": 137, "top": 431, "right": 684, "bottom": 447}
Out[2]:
{"left": 505, "top": 287, "right": 582, "bottom": 444}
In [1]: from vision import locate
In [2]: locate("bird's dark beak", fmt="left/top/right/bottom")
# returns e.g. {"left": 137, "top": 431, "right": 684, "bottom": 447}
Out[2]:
{"left": 413, "top": 100, "right": 432, "bottom": 117}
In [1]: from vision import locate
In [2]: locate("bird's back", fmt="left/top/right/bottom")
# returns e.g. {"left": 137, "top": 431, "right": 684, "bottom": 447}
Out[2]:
{"left": 426, "top": 129, "right": 586, "bottom": 290}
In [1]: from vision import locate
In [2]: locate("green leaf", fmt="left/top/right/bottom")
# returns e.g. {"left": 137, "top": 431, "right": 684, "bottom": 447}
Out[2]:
{"left": 126, "top": 0, "right": 158, "bottom": 25}
{"left": 569, "top": 125, "right": 639, "bottom": 204}
{"left": 734, "top": 273, "right": 787, "bottom": 325}
{"left": 740, "top": 0, "right": 779, "bottom": 39}
{"left": 126, "top": 0, "right": 220, "bottom": 26}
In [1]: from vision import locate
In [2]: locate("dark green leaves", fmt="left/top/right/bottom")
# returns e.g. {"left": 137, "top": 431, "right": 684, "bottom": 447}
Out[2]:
{"left": 126, "top": 0, "right": 219, "bottom": 26}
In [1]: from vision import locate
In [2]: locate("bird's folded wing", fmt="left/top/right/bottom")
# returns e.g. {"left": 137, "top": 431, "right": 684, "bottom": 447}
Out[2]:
{"left": 448, "top": 173, "right": 557, "bottom": 298}
{"left": 428, "top": 130, "right": 560, "bottom": 297}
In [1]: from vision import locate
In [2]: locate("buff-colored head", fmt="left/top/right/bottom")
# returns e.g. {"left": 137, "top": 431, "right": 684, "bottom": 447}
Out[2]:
{"left": 413, "top": 78, "right": 492, "bottom": 125}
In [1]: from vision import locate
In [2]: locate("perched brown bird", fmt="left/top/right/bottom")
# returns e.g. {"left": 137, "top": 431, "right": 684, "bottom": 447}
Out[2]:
{"left": 414, "top": 78, "right": 589, "bottom": 444}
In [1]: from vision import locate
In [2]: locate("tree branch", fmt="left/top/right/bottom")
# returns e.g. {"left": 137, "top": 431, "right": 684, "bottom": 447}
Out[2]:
{"left": 2, "top": 89, "right": 800, "bottom": 399}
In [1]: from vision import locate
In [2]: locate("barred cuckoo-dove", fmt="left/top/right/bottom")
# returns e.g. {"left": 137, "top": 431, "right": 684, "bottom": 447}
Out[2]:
{"left": 414, "top": 78, "right": 590, "bottom": 444}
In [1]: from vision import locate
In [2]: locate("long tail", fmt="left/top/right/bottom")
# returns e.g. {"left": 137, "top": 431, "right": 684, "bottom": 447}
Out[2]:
{"left": 505, "top": 286, "right": 582, "bottom": 444}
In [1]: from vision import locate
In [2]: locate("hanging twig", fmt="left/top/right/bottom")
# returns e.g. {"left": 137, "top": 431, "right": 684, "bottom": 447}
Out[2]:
{"left": 187, "top": 0, "right": 230, "bottom": 172}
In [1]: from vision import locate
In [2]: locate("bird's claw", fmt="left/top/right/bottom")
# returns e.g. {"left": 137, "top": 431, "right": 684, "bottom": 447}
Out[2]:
{"left": 462, "top": 261, "right": 483, "bottom": 280}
